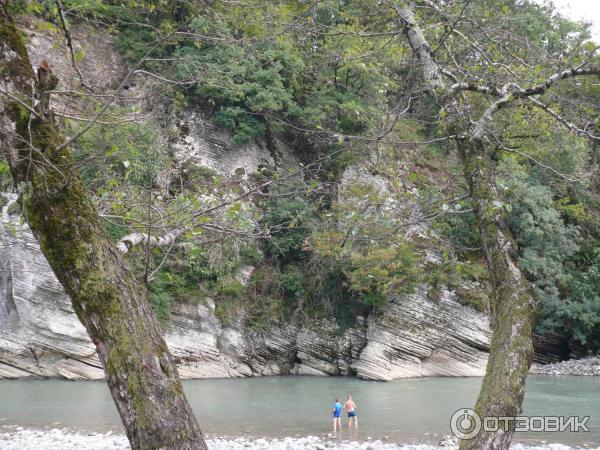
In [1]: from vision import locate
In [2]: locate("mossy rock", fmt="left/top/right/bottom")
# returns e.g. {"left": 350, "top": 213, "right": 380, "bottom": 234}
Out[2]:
{"left": 454, "top": 286, "right": 489, "bottom": 313}
{"left": 181, "top": 161, "right": 217, "bottom": 182}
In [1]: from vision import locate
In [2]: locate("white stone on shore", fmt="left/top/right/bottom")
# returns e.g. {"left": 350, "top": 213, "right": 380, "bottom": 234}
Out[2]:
{"left": 533, "top": 357, "right": 600, "bottom": 376}
{"left": 0, "top": 426, "right": 597, "bottom": 450}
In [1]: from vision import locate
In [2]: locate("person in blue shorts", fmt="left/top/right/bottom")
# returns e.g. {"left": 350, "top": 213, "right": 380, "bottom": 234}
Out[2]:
{"left": 344, "top": 395, "right": 358, "bottom": 429}
{"left": 332, "top": 398, "right": 343, "bottom": 433}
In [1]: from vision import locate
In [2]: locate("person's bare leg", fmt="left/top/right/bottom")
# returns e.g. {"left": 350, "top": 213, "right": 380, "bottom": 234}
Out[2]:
{"left": 354, "top": 416, "right": 358, "bottom": 428}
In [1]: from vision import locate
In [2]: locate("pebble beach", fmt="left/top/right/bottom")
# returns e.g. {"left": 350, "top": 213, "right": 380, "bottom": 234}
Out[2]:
{"left": 533, "top": 358, "right": 600, "bottom": 376}
{"left": 0, "top": 426, "right": 598, "bottom": 450}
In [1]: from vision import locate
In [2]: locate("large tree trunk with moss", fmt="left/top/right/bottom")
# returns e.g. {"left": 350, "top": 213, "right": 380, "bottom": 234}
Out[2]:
{"left": 458, "top": 138, "right": 536, "bottom": 450}
{"left": 397, "top": 4, "right": 536, "bottom": 449}
{"left": 0, "top": 3, "right": 207, "bottom": 449}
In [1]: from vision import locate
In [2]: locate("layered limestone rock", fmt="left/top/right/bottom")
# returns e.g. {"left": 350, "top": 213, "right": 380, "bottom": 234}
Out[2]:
{"left": 354, "top": 289, "right": 490, "bottom": 380}
{"left": 0, "top": 194, "right": 103, "bottom": 379}
{"left": 173, "top": 111, "right": 281, "bottom": 176}
{"left": 0, "top": 193, "right": 563, "bottom": 380}
{"left": 0, "top": 17, "right": 565, "bottom": 381}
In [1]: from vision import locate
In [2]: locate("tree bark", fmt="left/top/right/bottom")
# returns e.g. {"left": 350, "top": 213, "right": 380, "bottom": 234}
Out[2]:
{"left": 458, "top": 138, "right": 535, "bottom": 450}
{"left": 396, "top": 4, "right": 444, "bottom": 91}
{"left": 0, "top": 3, "right": 207, "bottom": 449}
{"left": 397, "top": 4, "right": 536, "bottom": 449}
{"left": 117, "top": 229, "right": 183, "bottom": 254}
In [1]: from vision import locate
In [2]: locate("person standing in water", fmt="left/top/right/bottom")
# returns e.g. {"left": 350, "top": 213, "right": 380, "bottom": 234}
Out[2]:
{"left": 332, "top": 398, "right": 343, "bottom": 433}
{"left": 344, "top": 395, "right": 358, "bottom": 429}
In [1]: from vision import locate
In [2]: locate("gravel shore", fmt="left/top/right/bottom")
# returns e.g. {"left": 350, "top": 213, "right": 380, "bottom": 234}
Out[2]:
{"left": 0, "top": 426, "right": 597, "bottom": 450}
{"left": 534, "top": 358, "right": 600, "bottom": 376}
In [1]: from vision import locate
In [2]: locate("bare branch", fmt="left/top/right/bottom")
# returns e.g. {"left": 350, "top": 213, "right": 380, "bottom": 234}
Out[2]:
{"left": 473, "top": 66, "right": 600, "bottom": 138}
{"left": 528, "top": 97, "right": 600, "bottom": 141}
{"left": 395, "top": 3, "right": 444, "bottom": 91}
{"left": 55, "top": 0, "right": 92, "bottom": 91}
{"left": 0, "top": 88, "right": 42, "bottom": 119}
{"left": 117, "top": 229, "right": 183, "bottom": 254}
{"left": 133, "top": 69, "right": 196, "bottom": 86}
{"left": 520, "top": 66, "right": 600, "bottom": 98}
{"left": 448, "top": 82, "right": 501, "bottom": 96}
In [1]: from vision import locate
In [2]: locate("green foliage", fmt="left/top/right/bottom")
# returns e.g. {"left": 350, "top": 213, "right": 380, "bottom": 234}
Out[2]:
{"left": 426, "top": 257, "right": 490, "bottom": 313}
{"left": 175, "top": 20, "right": 302, "bottom": 143}
{"left": 217, "top": 278, "right": 245, "bottom": 299}
{"left": 246, "top": 262, "right": 353, "bottom": 331}
{"left": 303, "top": 261, "right": 358, "bottom": 329}
{"left": 538, "top": 250, "right": 600, "bottom": 354}
{"left": 433, "top": 202, "right": 480, "bottom": 252}
{"left": 0, "top": 155, "right": 11, "bottom": 190}
{"left": 261, "top": 191, "right": 316, "bottom": 262}
{"left": 497, "top": 154, "right": 600, "bottom": 351}
{"left": 510, "top": 182, "right": 579, "bottom": 292}
{"left": 148, "top": 284, "right": 172, "bottom": 326}
{"left": 60, "top": 0, "right": 396, "bottom": 145}
{"left": 178, "top": 2, "right": 394, "bottom": 142}
{"left": 103, "top": 221, "right": 128, "bottom": 243}
{"left": 308, "top": 180, "right": 426, "bottom": 321}
{"left": 344, "top": 243, "right": 421, "bottom": 299}
{"left": 561, "top": 252, "right": 600, "bottom": 352}
{"left": 246, "top": 265, "right": 288, "bottom": 329}
{"left": 275, "top": 268, "right": 305, "bottom": 300}
{"left": 248, "top": 162, "right": 430, "bottom": 329}
{"left": 239, "top": 244, "right": 263, "bottom": 265}
{"left": 141, "top": 235, "right": 256, "bottom": 325}
{"left": 213, "top": 278, "right": 245, "bottom": 325}
{"left": 73, "top": 120, "right": 166, "bottom": 191}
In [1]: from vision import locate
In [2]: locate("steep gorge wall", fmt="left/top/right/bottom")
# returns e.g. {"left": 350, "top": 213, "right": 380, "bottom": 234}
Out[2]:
{"left": 0, "top": 16, "right": 565, "bottom": 381}
{"left": 0, "top": 194, "right": 563, "bottom": 380}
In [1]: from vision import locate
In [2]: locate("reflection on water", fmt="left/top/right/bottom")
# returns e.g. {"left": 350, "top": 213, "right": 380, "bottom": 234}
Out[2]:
{"left": 0, "top": 375, "right": 598, "bottom": 445}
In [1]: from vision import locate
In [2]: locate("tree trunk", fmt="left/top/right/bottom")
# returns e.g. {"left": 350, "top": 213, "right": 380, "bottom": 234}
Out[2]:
{"left": 396, "top": 4, "right": 537, "bottom": 448}
{"left": 0, "top": 3, "right": 207, "bottom": 449}
{"left": 458, "top": 138, "right": 536, "bottom": 450}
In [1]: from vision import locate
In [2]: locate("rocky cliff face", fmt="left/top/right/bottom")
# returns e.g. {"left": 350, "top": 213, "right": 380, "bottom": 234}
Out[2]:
{"left": 0, "top": 193, "right": 563, "bottom": 380}
{"left": 0, "top": 194, "right": 99, "bottom": 378}
{"left": 0, "top": 16, "right": 565, "bottom": 381}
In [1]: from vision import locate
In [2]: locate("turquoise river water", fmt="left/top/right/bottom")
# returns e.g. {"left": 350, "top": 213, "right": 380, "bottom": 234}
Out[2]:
{"left": 0, "top": 375, "right": 598, "bottom": 446}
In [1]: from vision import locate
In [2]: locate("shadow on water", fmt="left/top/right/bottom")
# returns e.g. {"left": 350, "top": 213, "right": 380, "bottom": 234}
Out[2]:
{"left": 0, "top": 375, "right": 598, "bottom": 445}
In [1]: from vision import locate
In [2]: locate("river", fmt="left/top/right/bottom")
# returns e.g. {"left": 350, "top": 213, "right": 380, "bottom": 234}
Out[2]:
{"left": 0, "top": 375, "right": 598, "bottom": 447}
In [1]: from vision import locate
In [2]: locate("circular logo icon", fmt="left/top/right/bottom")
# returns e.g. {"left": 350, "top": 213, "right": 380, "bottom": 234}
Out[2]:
{"left": 450, "top": 408, "right": 481, "bottom": 440}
